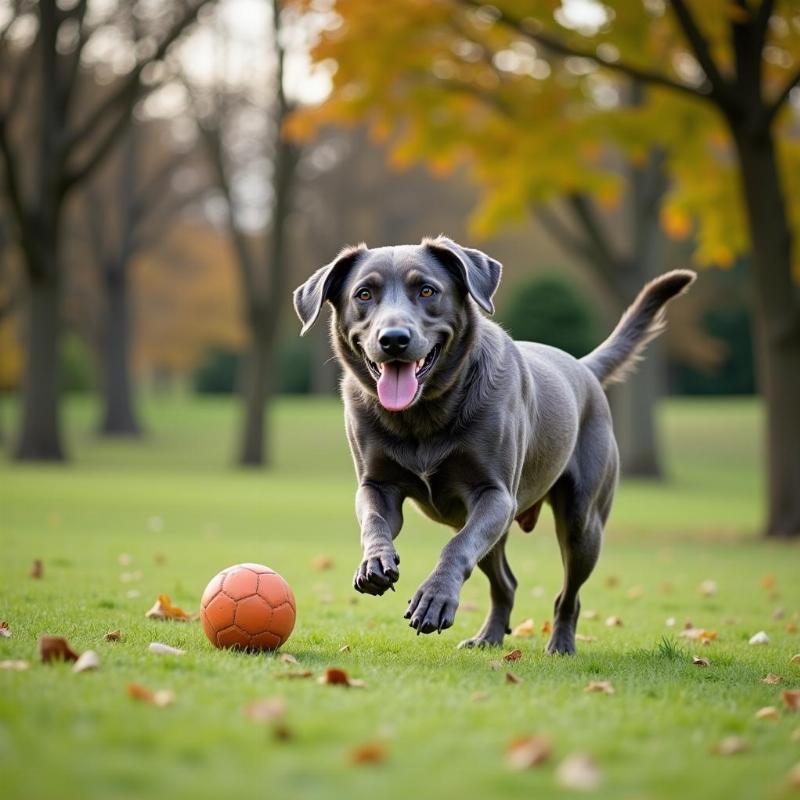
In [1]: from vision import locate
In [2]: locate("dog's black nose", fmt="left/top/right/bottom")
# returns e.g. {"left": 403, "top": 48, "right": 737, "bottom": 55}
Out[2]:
{"left": 379, "top": 327, "right": 411, "bottom": 356}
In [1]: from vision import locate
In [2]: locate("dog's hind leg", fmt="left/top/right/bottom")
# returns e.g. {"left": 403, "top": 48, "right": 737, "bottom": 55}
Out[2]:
{"left": 546, "top": 421, "right": 617, "bottom": 656}
{"left": 458, "top": 533, "right": 516, "bottom": 648}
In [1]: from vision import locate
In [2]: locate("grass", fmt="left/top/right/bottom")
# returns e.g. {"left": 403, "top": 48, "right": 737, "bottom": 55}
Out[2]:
{"left": 0, "top": 394, "right": 798, "bottom": 800}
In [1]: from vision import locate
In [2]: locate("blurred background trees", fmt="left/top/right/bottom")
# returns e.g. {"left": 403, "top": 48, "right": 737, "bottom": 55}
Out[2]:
{"left": 0, "top": 0, "right": 791, "bottom": 536}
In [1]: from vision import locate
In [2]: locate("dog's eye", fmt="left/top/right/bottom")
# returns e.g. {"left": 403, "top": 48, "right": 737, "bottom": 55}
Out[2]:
{"left": 355, "top": 288, "right": 372, "bottom": 302}
{"left": 419, "top": 285, "right": 437, "bottom": 299}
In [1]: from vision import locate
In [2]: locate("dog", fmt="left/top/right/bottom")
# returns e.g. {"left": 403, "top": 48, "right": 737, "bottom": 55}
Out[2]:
{"left": 293, "top": 237, "right": 695, "bottom": 653}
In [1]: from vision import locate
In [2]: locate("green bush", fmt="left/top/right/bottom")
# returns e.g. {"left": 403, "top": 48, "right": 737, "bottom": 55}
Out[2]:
{"left": 497, "top": 274, "right": 598, "bottom": 357}
{"left": 61, "top": 333, "right": 95, "bottom": 394}
{"left": 193, "top": 349, "right": 241, "bottom": 395}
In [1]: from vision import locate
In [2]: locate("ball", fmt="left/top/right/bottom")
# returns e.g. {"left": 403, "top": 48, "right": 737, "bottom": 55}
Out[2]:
{"left": 200, "top": 563, "right": 296, "bottom": 651}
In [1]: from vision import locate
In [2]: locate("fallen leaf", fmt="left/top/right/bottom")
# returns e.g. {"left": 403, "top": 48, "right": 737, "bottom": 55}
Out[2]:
{"left": 318, "top": 667, "right": 365, "bottom": 688}
{"left": 605, "top": 616, "right": 623, "bottom": 627}
{"left": 713, "top": 736, "right": 749, "bottom": 755}
{"left": 505, "top": 671, "right": 523, "bottom": 684}
{"left": 556, "top": 753, "right": 602, "bottom": 790}
{"left": 276, "top": 670, "right": 313, "bottom": 679}
{"left": 787, "top": 763, "right": 800, "bottom": 789}
{"left": 755, "top": 706, "right": 780, "bottom": 721}
{"left": 692, "top": 656, "right": 710, "bottom": 668}
{"left": 680, "top": 627, "right": 718, "bottom": 642}
{"left": 583, "top": 610, "right": 598, "bottom": 621}
{"left": 511, "top": 618, "right": 536, "bottom": 637}
{"left": 660, "top": 582, "right": 674, "bottom": 594}
{"left": 698, "top": 580, "right": 717, "bottom": 597}
{"left": 541, "top": 620, "right": 552, "bottom": 634}
{"left": 791, "top": 654, "right": 800, "bottom": 663}
{"left": 105, "top": 630, "right": 122, "bottom": 642}
{"left": 0, "top": 660, "right": 30, "bottom": 671}
{"left": 503, "top": 649, "right": 523, "bottom": 662}
{"left": 312, "top": 555, "right": 334, "bottom": 571}
{"left": 505, "top": 735, "right": 552, "bottom": 770}
{"left": 787, "top": 622, "right": 798, "bottom": 634}
{"left": 665, "top": 617, "right": 676, "bottom": 627}
{"left": 793, "top": 728, "right": 800, "bottom": 743}
{"left": 575, "top": 634, "right": 597, "bottom": 643}
{"left": 627, "top": 585, "right": 644, "bottom": 599}
{"left": 148, "top": 642, "right": 186, "bottom": 656}
{"left": 244, "top": 697, "right": 286, "bottom": 722}
{"left": 762, "top": 673, "right": 783, "bottom": 684}
{"left": 584, "top": 680, "right": 615, "bottom": 694}
{"left": 127, "top": 683, "right": 174, "bottom": 707}
{"left": 30, "top": 559, "right": 43, "bottom": 579}
{"left": 749, "top": 631, "right": 770, "bottom": 646}
{"left": 761, "top": 574, "right": 776, "bottom": 591}
{"left": 471, "top": 691, "right": 490, "bottom": 702}
{"left": 782, "top": 689, "right": 800, "bottom": 711}
{"left": 145, "top": 594, "right": 192, "bottom": 622}
{"left": 0, "top": 621, "right": 10, "bottom": 638}
{"left": 153, "top": 552, "right": 167, "bottom": 565}
{"left": 349, "top": 742, "right": 387, "bottom": 765}
{"left": 488, "top": 659, "right": 502, "bottom": 670}
{"left": 118, "top": 553, "right": 132, "bottom": 566}
{"left": 72, "top": 650, "right": 100, "bottom": 673}
{"left": 279, "top": 653, "right": 298, "bottom": 664}
{"left": 773, "top": 607, "right": 786, "bottom": 620}
{"left": 338, "top": 644, "right": 351, "bottom": 653}
{"left": 39, "top": 636, "right": 79, "bottom": 663}
{"left": 604, "top": 576, "right": 619, "bottom": 588}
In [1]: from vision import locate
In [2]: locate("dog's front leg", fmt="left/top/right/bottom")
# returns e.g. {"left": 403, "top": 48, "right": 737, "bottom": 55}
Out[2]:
{"left": 406, "top": 487, "right": 514, "bottom": 634}
{"left": 353, "top": 481, "right": 404, "bottom": 596}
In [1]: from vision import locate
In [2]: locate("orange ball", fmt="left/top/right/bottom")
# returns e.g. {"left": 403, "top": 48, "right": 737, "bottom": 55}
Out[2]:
{"left": 200, "top": 563, "right": 296, "bottom": 651}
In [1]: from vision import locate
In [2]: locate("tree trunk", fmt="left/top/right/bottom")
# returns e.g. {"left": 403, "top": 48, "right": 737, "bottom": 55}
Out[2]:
{"left": 238, "top": 316, "right": 275, "bottom": 467}
{"left": 15, "top": 272, "right": 65, "bottom": 460}
{"left": 98, "top": 268, "right": 142, "bottom": 436}
{"left": 734, "top": 129, "right": 800, "bottom": 538}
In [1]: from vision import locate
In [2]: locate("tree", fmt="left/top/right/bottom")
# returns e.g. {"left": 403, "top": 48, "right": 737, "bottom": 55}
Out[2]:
{"left": 0, "top": 0, "right": 213, "bottom": 460}
{"left": 292, "top": 0, "right": 800, "bottom": 538}
{"left": 187, "top": 0, "right": 300, "bottom": 467}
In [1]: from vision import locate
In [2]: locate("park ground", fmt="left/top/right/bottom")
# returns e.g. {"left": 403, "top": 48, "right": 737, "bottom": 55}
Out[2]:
{"left": 0, "top": 395, "right": 799, "bottom": 800}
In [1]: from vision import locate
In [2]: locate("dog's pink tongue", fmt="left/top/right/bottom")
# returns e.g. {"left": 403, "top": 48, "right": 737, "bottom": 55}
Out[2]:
{"left": 377, "top": 362, "right": 418, "bottom": 411}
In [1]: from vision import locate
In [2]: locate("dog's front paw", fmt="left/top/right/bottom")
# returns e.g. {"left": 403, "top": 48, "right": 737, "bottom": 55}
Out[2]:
{"left": 353, "top": 548, "right": 400, "bottom": 596}
{"left": 405, "top": 575, "right": 460, "bottom": 634}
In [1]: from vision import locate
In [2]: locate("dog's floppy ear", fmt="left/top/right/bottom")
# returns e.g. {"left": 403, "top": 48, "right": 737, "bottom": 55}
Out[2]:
{"left": 423, "top": 236, "right": 502, "bottom": 314}
{"left": 293, "top": 244, "right": 367, "bottom": 335}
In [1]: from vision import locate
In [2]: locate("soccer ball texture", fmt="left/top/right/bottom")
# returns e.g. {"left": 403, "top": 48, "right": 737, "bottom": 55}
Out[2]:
{"left": 200, "top": 563, "right": 296, "bottom": 651}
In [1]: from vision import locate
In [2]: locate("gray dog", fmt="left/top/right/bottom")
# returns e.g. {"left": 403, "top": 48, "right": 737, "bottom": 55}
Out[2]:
{"left": 293, "top": 237, "right": 694, "bottom": 654}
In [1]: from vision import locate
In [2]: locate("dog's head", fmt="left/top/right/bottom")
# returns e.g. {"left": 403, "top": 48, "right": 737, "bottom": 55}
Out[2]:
{"left": 293, "top": 237, "right": 502, "bottom": 412}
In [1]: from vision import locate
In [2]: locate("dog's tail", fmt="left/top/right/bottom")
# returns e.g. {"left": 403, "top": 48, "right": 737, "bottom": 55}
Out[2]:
{"left": 580, "top": 269, "right": 696, "bottom": 387}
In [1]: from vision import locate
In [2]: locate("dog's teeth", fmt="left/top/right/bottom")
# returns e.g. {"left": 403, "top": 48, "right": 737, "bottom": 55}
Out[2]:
{"left": 416, "top": 359, "right": 423, "bottom": 370}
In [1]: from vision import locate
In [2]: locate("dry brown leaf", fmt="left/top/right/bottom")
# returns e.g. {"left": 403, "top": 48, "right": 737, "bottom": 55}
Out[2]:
{"left": 349, "top": 742, "right": 387, "bottom": 765}
{"left": 680, "top": 627, "right": 718, "bottom": 642}
{"left": 104, "top": 630, "right": 122, "bottom": 642}
{"left": 505, "top": 671, "right": 523, "bottom": 684}
{"left": 692, "top": 656, "right": 710, "bottom": 668}
{"left": 318, "top": 667, "right": 366, "bottom": 688}
{"left": 761, "top": 574, "right": 776, "bottom": 590}
{"left": 773, "top": 607, "right": 786, "bottom": 620}
{"left": 792, "top": 728, "right": 800, "bottom": 743}
{"left": 145, "top": 594, "right": 192, "bottom": 622}
{"left": 541, "top": 620, "right": 552, "bottom": 634}
{"left": 126, "top": 683, "right": 174, "bottom": 707}
{"left": 556, "top": 753, "right": 602, "bottom": 791}
{"left": 338, "top": 644, "right": 351, "bottom": 653}
{"left": 604, "top": 616, "right": 623, "bottom": 627}
{"left": 787, "top": 763, "right": 800, "bottom": 789}
{"left": 584, "top": 680, "right": 615, "bottom": 694}
{"left": 39, "top": 635, "right": 79, "bottom": 663}
{"left": 471, "top": 691, "right": 490, "bottom": 702}
{"left": 791, "top": 654, "right": 800, "bottom": 664}
{"left": 503, "top": 649, "right": 523, "bottom": 662}
{"left": 627, "top": 585, "right": 644, "bottom": 599}
{"left": 505, "top": 736, "right": 552, "bottom": 770}
{"left": 153, "top": 552, "right": 167, "bottom": 565}
{"left": 30, "top": 559, "right": 43, "bottom": 579}
{"left": 72, "top": 650, "right": 100, "bottom": 673}
{"left": 279, "top": 653, "right": 298, "bottom": 664}
{"left": 118, "top": 553, "right": 132, "bottom": 566}
{"left": 244, "top": 697, "right": 286, "bottom": 722}
{"left": 312, "top": 555, "right": 334, "bottom": 571}
{"left": 0, "top": 660, "right": 30, "bottom": 671}
{"left": 148, "top": 642, "right": 186, "bottom": 656}
{"left": 762, "top": 673, "right": 783, "bottom": 685}
{"left": 698, "top": 580, "right": 717, "bottom": 597}
{"left": 0, "top": 621, "right": 10, "bottom": 638}
{"left": 604, "top": 576, "right": 619, "bottom": 588}
{"left": 276, "top": 670, "right": 313, "bottom": 679}
{"left": 575, "top": 634, "right": 597, "bottom": 643}
{"left": 511, "top": 618, "right": 536, "bottom": 637}
{"left": 781, "top": 689, "right": 800, "bottom": 711}
{"left": 787, "top": 622, "right": 799, "bottom": 634}
{"left": 660, "top": 582, "right": 674, "bottom": 594}
{"left": 713, "top": 736, "right": 749, "bottom": 755}
{"left": 755, "top": 706, "right": 780, "bottom": 721}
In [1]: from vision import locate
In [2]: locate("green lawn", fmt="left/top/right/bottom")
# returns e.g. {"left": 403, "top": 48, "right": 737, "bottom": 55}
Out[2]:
{"left": 1, "top": 395, "right": 798, "bottom": 800}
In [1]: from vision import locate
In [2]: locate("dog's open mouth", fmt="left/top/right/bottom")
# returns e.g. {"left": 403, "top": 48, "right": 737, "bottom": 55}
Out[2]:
{"left": 364, "top": 345, "right": 440, "bottom": 412}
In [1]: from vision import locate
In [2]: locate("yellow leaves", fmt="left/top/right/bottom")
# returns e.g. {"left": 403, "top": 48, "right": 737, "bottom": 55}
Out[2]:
{"left": 755, "top": 706, "right": 780, "bottom": 721}
{"left": 605, "top": 616, "right": 623, "bottom": 627}
{"left": 505, "top": 735, "right": 552, "bottom": 770}
{"left": 511, "top": 618, "right": 536, "bottom": 637}
{"left": 127, "top": 683, "right": 174, "bottom": 708}
{"left": 145, "top": 595, "right": 193, "bottom": 622}
{"left": 312, "top": 555, "right": 335, "bottom": 571}
{"left": 318, "top": 667, "right": 366, "bottom": 688}
{"left": 349, "top": 742, "right": 388, "bottom": 765}
{"left": 584, "top": 681, "right": 615, "bottom": 695}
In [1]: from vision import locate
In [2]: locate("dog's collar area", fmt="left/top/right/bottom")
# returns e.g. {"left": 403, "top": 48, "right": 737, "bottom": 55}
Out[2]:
{"left": 364, "top": 345, "right": 440, "bottom": 383}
